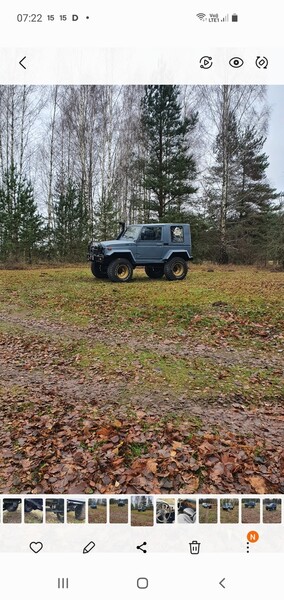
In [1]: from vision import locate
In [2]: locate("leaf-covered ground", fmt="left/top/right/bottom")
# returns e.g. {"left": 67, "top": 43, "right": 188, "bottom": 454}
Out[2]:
{"left": 0, "top": 264, "right": 283, "bottom": 494}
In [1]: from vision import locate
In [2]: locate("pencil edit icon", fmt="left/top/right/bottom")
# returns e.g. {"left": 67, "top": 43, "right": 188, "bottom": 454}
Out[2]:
{"left": 83, "top": 541, "right": 96, "bottom": 554}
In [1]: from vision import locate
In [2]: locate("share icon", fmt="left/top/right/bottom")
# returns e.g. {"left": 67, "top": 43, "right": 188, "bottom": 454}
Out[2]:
{"left": 137, "top": 542, "right": 147, "bottom": 553}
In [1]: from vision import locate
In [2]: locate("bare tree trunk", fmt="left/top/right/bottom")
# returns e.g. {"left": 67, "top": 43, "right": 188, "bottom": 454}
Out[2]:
{"left": 47, "top": 86, "right": 58, "bottom": 228}
{"left": 220, "top": 85, "right": 229, "bottom": 264}
{"left": 19, "top": 86, "right": 28, "bottom": 180}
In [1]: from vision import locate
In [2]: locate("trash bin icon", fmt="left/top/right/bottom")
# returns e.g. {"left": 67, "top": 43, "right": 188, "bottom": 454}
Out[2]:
{"left": 189, "top": 540, "right": 200, "bottom": 554}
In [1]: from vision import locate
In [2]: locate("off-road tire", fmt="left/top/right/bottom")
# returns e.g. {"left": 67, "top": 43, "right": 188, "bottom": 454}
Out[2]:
{"left": 91, "top": 261, "right": 108, "bottom": 279}
{"left": 75, "top": 504, "right": 86, "bottom": 521}
{"left": 6, "top": 501, "right": 20, "bottom": 512}
{"left": 56, "top": 512, "right": 64, "bottom": 523}
{"left": 107, "top": 258, "right": 133, "bottom": 283}
{"left": 164, "top": 257, "right": 188, "bottom": 281}
{"left": 145, "top": 265, "right": 164, "bottom": 279}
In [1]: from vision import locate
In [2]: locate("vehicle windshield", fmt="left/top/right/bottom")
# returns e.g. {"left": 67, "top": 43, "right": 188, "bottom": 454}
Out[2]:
{"left": 121, "top": 225, "right": 142, "bottom": 240}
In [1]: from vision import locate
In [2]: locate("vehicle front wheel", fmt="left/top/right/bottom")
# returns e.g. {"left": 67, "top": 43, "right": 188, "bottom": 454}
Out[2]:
{"left": 91, "top": 261, "right": 108, "bottom": 279}
{"left": 145, "top": 265, "right": 164, "bottom": 279}
{"left": 107, "top": 258, "right": 133, "bottom": 283}
{"left": 164, "top": 257, "right": 188, "bottom": 281}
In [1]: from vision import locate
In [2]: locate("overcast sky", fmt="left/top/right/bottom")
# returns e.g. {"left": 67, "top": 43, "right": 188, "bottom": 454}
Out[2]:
{"left": 265, "top": 86, "right": 284, "bottom": 194}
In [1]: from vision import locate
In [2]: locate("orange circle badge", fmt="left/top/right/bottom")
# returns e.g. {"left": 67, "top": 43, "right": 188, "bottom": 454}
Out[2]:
{"left": 247, "top": 531, "right": 259, "bottom": 543}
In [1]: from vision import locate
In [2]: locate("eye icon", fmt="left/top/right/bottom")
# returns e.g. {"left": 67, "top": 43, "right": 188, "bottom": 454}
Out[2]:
{"left": 229, "top": 57, "right": 244, "bottom": 68}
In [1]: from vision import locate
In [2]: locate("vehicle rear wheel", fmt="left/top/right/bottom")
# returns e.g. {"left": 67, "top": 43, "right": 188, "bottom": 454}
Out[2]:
{"left": 164, "top": 257, "right": 188, "bottom": 281}
{"left": 107, "top": 258, "right": 133, "bottom": 283}
{"left": 145, "top": 266, "right": 164, "bottom": 279}
{"left": 91, "top": 261, "right": 108, "bottom": 279}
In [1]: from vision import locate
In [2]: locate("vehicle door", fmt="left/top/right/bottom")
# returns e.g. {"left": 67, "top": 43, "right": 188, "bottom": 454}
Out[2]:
{"left": 136, "top": 225, "right": 164, "bottom": 261}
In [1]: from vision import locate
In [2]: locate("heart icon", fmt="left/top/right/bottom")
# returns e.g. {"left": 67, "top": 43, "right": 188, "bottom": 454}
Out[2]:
{"left": 29, "top": 542, "right": 43, "bottom": 554}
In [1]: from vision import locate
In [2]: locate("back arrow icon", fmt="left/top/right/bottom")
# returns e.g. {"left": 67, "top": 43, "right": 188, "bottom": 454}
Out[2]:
{"left": 219, "top": 578, "right": 226, "bottom": 589}
{"left": 19, "top": 57, "right": 26, "bottom": 69}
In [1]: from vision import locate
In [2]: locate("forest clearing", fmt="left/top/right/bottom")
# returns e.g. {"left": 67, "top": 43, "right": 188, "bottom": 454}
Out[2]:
{"left": 0, "top": 264, "right": 283, "bottom": 495}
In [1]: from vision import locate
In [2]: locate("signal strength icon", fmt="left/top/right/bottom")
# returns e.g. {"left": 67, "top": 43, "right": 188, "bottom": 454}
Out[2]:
{"left": 221, "top": 14, "right": 229, "bottom": 22}
{"left": 196, "top": 13, "right": 206, "bottom": 21}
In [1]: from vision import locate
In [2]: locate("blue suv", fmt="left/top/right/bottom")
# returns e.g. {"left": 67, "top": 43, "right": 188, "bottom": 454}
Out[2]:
{"left": 88, "top": 222, "right": 192, "bottom": 282}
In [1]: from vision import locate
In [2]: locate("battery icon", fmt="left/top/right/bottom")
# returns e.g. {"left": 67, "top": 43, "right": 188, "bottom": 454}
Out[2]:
{"left": 232, "top": 13, "right": 238, "bottom": 21}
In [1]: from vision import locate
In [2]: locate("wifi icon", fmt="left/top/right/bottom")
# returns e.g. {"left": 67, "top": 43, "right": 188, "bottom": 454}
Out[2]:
{"left": 196, "top": 13, "right": 206, "bottom": 21}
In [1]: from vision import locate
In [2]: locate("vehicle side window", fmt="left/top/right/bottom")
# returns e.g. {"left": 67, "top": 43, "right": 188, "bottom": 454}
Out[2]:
{"left": 140, "top": 226, "right": 162, "bottom": 241}
{"left": 171, "top": 226, "right": 184, "bottom": 243}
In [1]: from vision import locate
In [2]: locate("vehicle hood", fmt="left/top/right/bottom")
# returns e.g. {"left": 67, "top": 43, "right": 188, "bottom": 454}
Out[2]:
{"left": 100, "top": 239, "right": 136, "bottom": 247}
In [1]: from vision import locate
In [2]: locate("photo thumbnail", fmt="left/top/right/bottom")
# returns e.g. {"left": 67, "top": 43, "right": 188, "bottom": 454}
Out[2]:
{"left": 177, "top": 498, "right": 196, "bottom": 523}
{"left": 199, "top": 498, "right": 217, "bottom": 523}
{"left": 0, "top": 84, "right": 283, "bottom": 497}
{"left": 45, "top": 498, "right": 65, "bottom": 523}
{"left": 131, "top": 495, "right": 154, "bottom": 526}
{"left": 220, "top": 498, "right": 239, "bottom": 524}
{"left": 88, "top": 498, "right": 107, "bottom": 523}
{"left": 67, "top": 499, "right": 86, "bottom": 523}
{"left": 262, "top": 498, "right": 282, "bottom": 523}
{"left": 24, "top": 498, "right": 44, "bottom": 523}
{"left": 109, "top": 498, "right": 128, "bottom": 523}
{"left": 156, "top": 498, "right": 175, "bottom": 524}
{"left": 2, "top": 498, "right": 22, "bottom": 523}
{"left": 241, "top": 498, "right": 260, "bottom": 524}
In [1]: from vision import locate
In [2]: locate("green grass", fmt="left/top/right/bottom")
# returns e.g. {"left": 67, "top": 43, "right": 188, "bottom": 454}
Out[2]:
{"left": 0, "top": 264, "right": 283, "bottom": 403}
{"left": 0, "top": 265, "right": 283, "bottom": 337}
{"left": 127, "top": 443, "right": 149, "bottom": 458}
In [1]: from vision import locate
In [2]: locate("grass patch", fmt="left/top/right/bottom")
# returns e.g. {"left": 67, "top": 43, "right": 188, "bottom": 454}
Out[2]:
{"left": 0, "top": 265, "right": 283, "bottom": 342}
{"left": 127, "top": 443, "right": 149, "bottom": 458}
{"left": 0, "top": 265, "right": 283, "bottom": 405}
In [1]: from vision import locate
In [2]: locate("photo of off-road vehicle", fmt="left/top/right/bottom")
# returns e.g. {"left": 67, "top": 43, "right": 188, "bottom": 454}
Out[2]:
{"left": 131, "top": 496, "right": 154, "bottom": 526}
{"left": 220, "top": 499, "right": 239, "bottom": 524}
{"left": 263, "top": 499, "right": 281, "bottom": 523}
{"left": 88, "top": 222, "right": 192, "bottom": 282}
{"left": 244, "top": 500, "right": 256, "bottom": 508}
{"left": 241, "top": 499, "right": 260, "bottom": 524}
{"left": 109, "top": 498, "right": 129, "bottom": 523}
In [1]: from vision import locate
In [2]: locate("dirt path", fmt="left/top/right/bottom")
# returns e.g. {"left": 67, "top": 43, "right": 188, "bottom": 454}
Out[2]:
{"left": 1, "top": 354, "right": 283, "bottom": 442}
{"left": 1, "top": 309, "right": 283, "bottom": 369}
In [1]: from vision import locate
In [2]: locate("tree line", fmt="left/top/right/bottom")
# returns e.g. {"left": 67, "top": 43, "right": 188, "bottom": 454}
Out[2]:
{"left": 0, "top": 84, "right": 283, "bottom": 266}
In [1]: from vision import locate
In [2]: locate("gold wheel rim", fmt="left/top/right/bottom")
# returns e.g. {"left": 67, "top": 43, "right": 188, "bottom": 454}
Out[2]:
{"left": 173, "top": 263, "right": 184, "bottom": 277}
{"left": 117, "top": 265, "right": 129, "bottom": 280}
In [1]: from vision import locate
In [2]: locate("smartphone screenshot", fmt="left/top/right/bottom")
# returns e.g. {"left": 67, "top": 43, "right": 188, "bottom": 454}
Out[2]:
{"left": 0, "top": 2, "right": 283, "bottom": 598}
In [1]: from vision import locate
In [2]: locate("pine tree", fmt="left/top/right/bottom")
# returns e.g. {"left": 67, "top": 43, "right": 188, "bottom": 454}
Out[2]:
{"left": 141, "top": 85, "right": 198, "bottom": 220}
{"left": 206, "top": 119, "right": 278, "bottom": 263}
{"left": 206, "top": 110, "right": 240, "bottom": 263}
{"left": 53, "top": 179, "right": 90, "bottom": 260}
{"left": 94, "top": 186, "right": 118, "bottom": 240}
{"left": 229, "top": 126, "right": 278, "bottom": 263}
{"left": 0, "top": 165, "right": 43, "bottom": 262}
